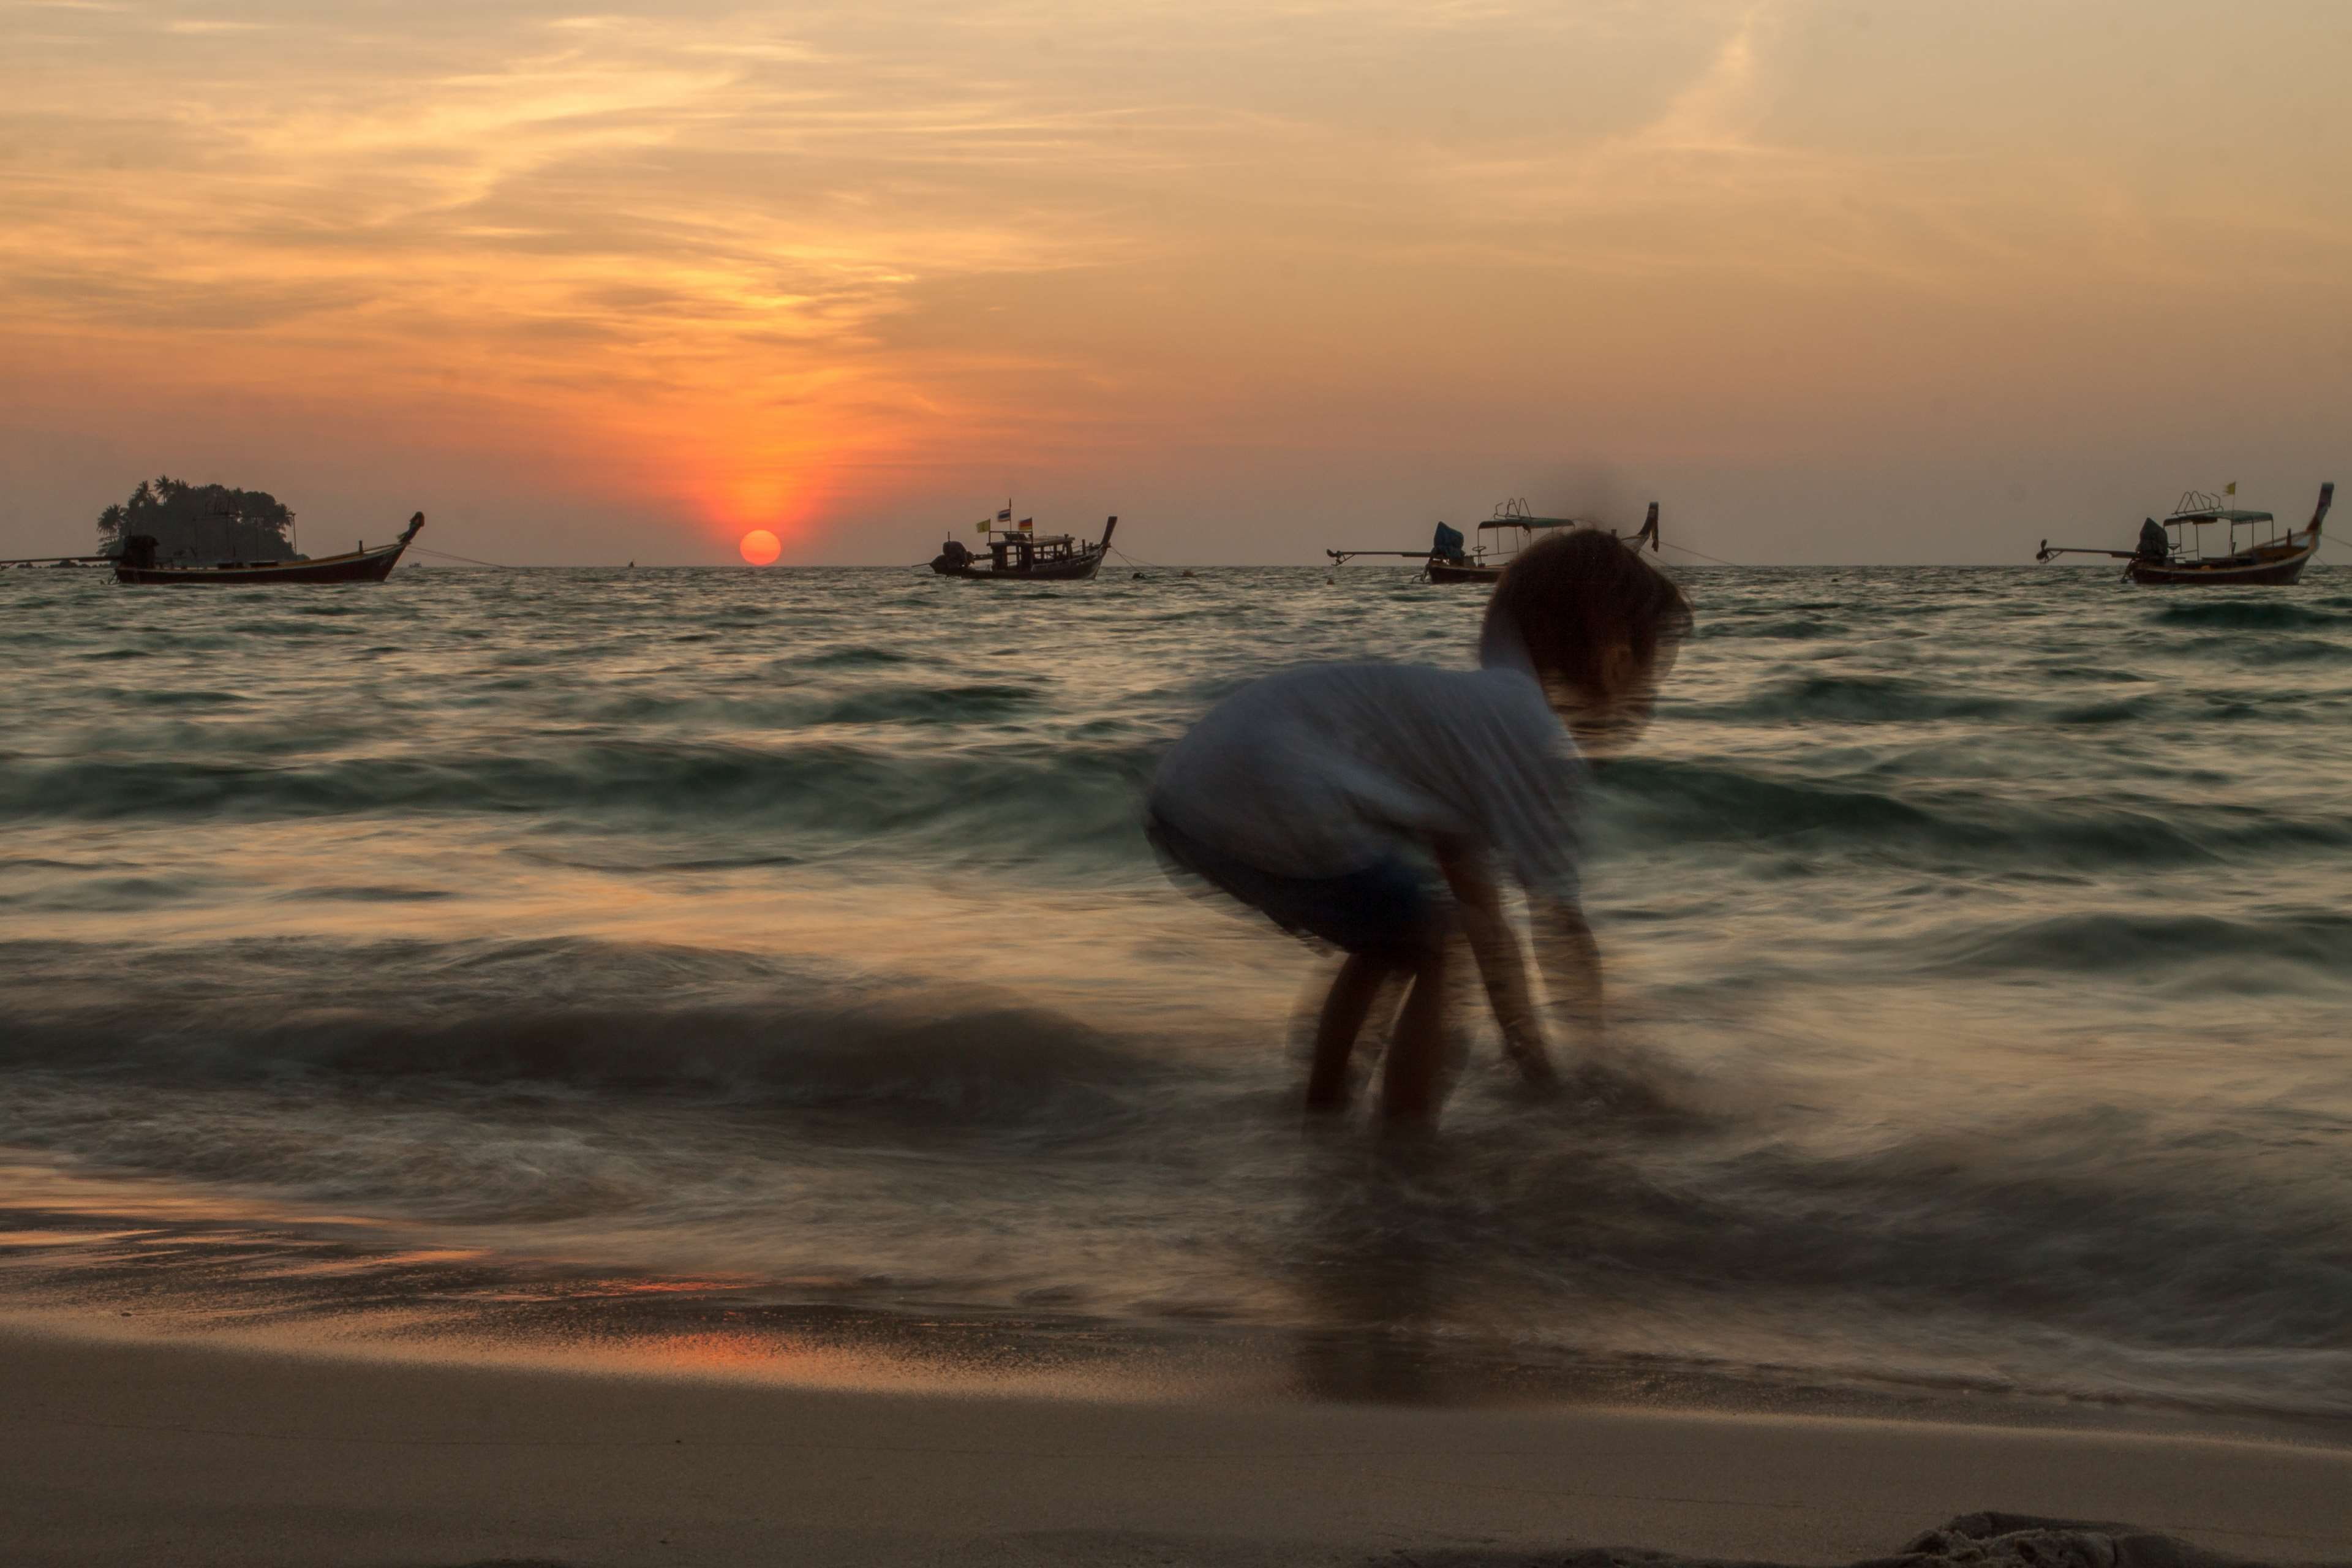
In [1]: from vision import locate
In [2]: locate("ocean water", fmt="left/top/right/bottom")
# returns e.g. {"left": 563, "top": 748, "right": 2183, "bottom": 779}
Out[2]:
{"left": 2, "top": 562, "right": 2348, "bottom": 1422}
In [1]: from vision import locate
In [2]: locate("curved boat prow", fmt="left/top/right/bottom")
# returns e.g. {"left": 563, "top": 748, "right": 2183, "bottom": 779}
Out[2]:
{"left": 2308, "top": 483, "right": 2333, "bottom": 540}
{"left": 1632, "top": 502, "right": 1660, "bottom": 552}
{"left": 404, "top": 511, "right": 426, "bottom": 540}
{"left": 1098, "top": 515, "right": 1118, "bottom": 552}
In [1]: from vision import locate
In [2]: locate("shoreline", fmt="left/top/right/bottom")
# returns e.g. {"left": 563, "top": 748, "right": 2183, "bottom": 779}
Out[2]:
{"left": 4, "top": 1193, "right": 2346, "bottom": 1449}
{"left": 7, "top": 1279, "right": 2350, "bottom": 1454}
{"left": 6, "top": 1321, "right": 2352, "bottom": 1568}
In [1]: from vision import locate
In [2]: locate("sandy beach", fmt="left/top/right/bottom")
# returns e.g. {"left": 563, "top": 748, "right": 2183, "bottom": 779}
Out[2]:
{"left": 4, "top": 1325, "right": 2348, "bottom": 1568}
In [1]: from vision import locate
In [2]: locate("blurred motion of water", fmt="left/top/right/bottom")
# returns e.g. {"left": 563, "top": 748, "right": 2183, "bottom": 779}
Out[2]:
{"left": 1, "top": 563, "right": 2348, "bottom": 1417}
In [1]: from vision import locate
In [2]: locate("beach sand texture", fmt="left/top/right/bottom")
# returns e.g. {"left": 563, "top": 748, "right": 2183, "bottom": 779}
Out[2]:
{"left": 6, "top": 1329, "right": 2350, "bottom": 1568}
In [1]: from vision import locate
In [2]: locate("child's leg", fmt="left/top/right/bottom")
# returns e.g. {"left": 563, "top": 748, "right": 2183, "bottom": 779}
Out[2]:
{"left": 1378, "top": 941, "right": 1450, "bottom": 1125}
{"left": 1306, "top": 951, "right": 1403, "bottom": 1112}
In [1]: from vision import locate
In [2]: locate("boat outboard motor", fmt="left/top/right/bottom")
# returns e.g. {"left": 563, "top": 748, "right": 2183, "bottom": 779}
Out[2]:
{"left": 1431, "top": 521, "right": 1466, "bottom": 564}
{"left": 2136, "top": 518, "right": 2169, "bottom": 561}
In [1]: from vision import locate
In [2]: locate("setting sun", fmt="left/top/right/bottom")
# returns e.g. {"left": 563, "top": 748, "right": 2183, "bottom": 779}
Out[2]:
{"left": 738, "top": 530, "right": 782, "bottom": 566}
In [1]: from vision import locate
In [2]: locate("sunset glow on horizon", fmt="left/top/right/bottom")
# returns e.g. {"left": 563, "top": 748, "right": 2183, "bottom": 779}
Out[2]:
{"left": 739, "top": 529, "right": 782, "bottom": 566}
{"left": 4, "top": 1, "right": 2346, "bottom": 565}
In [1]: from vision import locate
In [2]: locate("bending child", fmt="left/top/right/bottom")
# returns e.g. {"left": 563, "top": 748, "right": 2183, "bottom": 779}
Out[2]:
{"left": 1145, "top": 530, "right": 1691, "bottom": 1128}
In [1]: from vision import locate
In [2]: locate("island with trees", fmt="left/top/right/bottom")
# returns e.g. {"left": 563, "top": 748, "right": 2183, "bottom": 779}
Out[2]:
{"left": 96, "top": 476, "right": 301, "bottom": 564}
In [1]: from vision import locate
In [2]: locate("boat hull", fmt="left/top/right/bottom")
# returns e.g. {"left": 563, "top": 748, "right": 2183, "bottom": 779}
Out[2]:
{"left": 2127, "top": 546, "right": 2316, "bottom": 586}
{"left": 115, "top": 536, "right": 416, "bottom": 586}
{"left": 930, "top": 546, "right": 1108, "bottom": 581}
{"left": 1425, "top": 561, "right": 1501, "bottom": 584}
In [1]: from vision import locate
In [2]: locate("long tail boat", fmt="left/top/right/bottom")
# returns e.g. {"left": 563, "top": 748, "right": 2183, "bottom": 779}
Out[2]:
{"left": 113, "top": 512, "right": 423, "bottom": 585}
{"left": 929, "top": 505, "right": 1117, "bottom": 580}
{"left": 1329, "top": 500, "right": 1660, "bottom": 582}
{"left": 2038, "top": 484, "right": 2331, "bottom": 585}
{"left": 113, "top": 513, "right": 423, "bottom": 586}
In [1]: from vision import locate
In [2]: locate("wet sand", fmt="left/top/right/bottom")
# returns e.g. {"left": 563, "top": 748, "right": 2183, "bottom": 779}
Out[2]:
{"left": 4, "top": 1325, "right": 2350, "bottom": 1568}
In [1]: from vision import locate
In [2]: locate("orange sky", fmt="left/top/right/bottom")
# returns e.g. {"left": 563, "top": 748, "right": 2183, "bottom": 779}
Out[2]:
{"left": 4, "top": 1, "right": 2348, "bottom": 563}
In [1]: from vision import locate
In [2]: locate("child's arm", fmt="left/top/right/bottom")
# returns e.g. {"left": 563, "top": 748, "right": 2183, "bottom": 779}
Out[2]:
{"left": 1436, "top": 848, "right": 1560, "bottom": 1094}
{"left": 1531, "top": 897, "right": 1605, "bottom": 1050}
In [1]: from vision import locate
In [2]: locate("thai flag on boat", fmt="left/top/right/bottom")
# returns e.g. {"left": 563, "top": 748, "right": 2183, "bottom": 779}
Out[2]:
{"left": 997, "top": 507, "right": 1013, "bottom": 522}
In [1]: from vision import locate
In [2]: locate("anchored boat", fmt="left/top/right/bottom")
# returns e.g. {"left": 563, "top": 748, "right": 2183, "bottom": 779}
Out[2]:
{"left": 1329, "top": 499, "right": 1660, "bottom": 583}
{"left": 2038, "top": 485, "right": 2331, "bottom": 585}
{"left": 115, "top": 513, "right": 425, "bottom": 586}
{"left": 929, "top": 506, "right": 1117, "bottom": 581}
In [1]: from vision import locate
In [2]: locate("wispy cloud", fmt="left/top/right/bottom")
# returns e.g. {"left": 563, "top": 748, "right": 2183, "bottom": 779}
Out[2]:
{"left": 1638, "top": 0, "right": 1773, "bottom": 152}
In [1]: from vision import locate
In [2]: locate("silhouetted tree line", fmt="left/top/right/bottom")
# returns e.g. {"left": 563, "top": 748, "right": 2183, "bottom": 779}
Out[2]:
{"left": 97, "top": 476, "right": 298, "bottom": 562}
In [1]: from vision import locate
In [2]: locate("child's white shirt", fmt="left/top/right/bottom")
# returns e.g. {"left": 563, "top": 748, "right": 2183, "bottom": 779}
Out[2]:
{"left": 1148, "top": 632, "right": 1586, "bottom": 903}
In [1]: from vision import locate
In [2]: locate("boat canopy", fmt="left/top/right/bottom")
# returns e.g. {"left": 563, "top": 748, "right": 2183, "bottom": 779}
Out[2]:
{"left": 2166, "top": 508, "right": 2273, "bottom": 525}
{"left": 1479, "top": 498, "right": 1585, "bottom": 532}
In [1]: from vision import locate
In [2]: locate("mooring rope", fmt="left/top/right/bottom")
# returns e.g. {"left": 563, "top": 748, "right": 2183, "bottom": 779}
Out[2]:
{"left": 1107, "top": 545, "right": 1182, "bottom": 575}
{"left": 412, "top": 545, "right": 520, "bottom": 570}
{"left": 1656, "top": 538, "right": 1746, "bottom": 568}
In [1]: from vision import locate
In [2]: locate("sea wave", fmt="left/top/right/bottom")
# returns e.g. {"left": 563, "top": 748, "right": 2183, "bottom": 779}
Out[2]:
{"left": 1708, "top": 673, "right": 2016, "bottom": 723}
{"left": 1915, "top": 909, "right": 2352, "bottom": 987}
{"left": 3, "top": 943, "right": 2347, "bottom": 1416}
{"left": 2149, "top": 599, "right": 2350, "bottom": 631}
{"left": 0, "top": 937, "right": 1166, "bottom": 1126}
{"left": 12, "top": 728, "right": 2341, "bottom": 884}
{"left": 1590, "top": 759, "right": 2352, "bottom": 867}
{"left": 0, "top": 740, "right": 1159, "bottom": 865}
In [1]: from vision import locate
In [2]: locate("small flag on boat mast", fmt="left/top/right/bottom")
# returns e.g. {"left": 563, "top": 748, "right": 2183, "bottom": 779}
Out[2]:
{"left": 974, "top": 519, "right": 990, "bottom": 533}
{"left": 997, "top": 507, "right": 1013, "bottom": 522}
{"left": 2225, "top": 481, "right": 2237, "bottom": 496}
{"left": 1017, "top": 518, "right": 1033, "bottom": 531}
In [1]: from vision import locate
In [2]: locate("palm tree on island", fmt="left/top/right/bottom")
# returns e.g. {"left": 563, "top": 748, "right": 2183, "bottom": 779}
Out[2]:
{"left": 96, "top": 475, "right": 300, "bottom": 564}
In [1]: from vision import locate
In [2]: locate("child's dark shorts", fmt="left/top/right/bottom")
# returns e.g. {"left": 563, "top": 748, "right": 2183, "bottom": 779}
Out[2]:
{"left": 1145, "top": 813, "right": 1439, "bottom": 958}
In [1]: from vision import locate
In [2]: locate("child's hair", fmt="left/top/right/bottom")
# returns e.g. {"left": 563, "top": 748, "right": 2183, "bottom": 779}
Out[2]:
{"left": 1483, "top": 528, "right": 1693, "bottom": 703}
